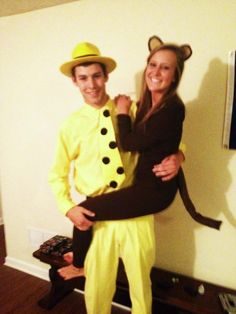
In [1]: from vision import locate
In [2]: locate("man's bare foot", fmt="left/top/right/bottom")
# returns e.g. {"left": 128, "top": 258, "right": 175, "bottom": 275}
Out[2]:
{"left": 63, "top": 252, "right": 73, "bottom": 264}
{"left": 58, "top": 264, "right": 85, "bottom": 280}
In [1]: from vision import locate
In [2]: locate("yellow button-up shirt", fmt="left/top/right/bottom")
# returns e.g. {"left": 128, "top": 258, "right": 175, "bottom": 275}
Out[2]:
{"left": 48, "top": 98, "right": 138, "bottom": 215}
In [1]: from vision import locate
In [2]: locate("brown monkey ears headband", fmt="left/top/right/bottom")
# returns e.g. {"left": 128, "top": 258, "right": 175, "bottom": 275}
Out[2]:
{"left": 148, "top": 35, "right": 192, "bottom": 60}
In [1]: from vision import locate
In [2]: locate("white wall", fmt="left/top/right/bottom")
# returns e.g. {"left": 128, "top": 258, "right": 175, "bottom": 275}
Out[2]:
{"left": 0, "top": 0, "right": 236, "bottom": 288}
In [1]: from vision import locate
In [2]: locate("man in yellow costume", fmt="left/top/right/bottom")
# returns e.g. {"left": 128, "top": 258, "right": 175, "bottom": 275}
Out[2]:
{"left": 48, "top": 42, "right": 183, "bottom": 314}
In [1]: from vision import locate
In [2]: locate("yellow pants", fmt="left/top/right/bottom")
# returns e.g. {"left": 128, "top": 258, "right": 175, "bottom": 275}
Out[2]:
{"left": 84, "top": 215, "right": 156, "bottom": 314}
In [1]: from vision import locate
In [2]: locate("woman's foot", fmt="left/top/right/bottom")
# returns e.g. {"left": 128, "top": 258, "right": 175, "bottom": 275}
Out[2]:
{"left": 63, "top": 252, "right": 73, "bottom": 264}
{"left": 58, "top": 264, "right": 85, "bottom": 280}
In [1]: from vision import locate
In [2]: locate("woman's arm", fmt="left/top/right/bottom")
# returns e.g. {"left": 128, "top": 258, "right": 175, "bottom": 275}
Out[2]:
{"left": 118, "top": 102, "right": 185, "bottom": 152}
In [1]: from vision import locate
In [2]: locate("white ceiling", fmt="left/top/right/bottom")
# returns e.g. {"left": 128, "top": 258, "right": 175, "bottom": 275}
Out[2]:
{"left": 0, "top": 0, "right": 78, "bottom": 17}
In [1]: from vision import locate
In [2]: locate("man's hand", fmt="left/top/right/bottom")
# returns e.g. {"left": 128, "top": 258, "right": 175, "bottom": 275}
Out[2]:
{"left": 66, "top": 205, "right": 95, "bottom": 231}
{"left": 152, "top": 150, "right": 185, "bottom": 181}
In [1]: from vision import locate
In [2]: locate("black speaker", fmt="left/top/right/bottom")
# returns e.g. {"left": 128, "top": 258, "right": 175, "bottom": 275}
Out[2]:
{"left": 223, "top": 50, "right": 236, "bottom": 149}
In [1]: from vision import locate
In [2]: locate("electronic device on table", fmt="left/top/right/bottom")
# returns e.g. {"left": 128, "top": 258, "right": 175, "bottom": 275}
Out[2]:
{"left": 39, "top": 235, "right": 72, "bottom": 256}
{"left": 219, "top": 293, "right": 236, "bottom": 313}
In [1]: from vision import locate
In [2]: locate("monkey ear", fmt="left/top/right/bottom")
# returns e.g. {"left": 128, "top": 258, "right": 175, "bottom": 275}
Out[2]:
{"left": 148, "top": 36, "right": 163, "bottom": 51}
{"left": 180, "top": 44, "right": 192, "bottom": 60}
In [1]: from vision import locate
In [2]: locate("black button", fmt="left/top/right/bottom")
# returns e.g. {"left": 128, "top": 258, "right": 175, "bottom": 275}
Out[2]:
{"left": 117, "top": 167, "right": 124, "bottom": 174}
{"left": 110, "top": 181, "right": 118, "bottom": 188}
{"left": 102, "top": 157, "right": 110, "bottom": 164}
{"left": 103, "top": 109, "right": 110, "bottom": 117}
{"left": 101, "top": 128, "right": 108, "bottom": 135}
{"left": 109, "top": 141, "right": 117, "bottom": 149}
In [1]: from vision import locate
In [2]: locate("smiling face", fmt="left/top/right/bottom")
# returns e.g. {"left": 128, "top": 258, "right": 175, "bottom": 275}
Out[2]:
{"left": 145, "top": 49, "right": 177, "bottom": 98}
{"left": 72, "top": 63, "right": 109, "bottom": 108}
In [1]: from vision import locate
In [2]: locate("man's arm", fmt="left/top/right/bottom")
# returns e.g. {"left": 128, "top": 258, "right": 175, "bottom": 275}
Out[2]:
{"left": 48, "top": 127, "right": 78, "bottom": 215}
{"left": 152, "top": 150, "right": 185, "bottom": 181}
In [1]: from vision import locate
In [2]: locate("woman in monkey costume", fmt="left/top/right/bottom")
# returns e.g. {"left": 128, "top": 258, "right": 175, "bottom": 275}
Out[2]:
{"left": 59, "top": 35, "right": 222, "bottom": 280}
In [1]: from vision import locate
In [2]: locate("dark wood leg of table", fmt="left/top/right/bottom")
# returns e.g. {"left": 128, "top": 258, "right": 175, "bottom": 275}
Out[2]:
{"left": 38, "top": 266, "right": 85, "bottom": 310}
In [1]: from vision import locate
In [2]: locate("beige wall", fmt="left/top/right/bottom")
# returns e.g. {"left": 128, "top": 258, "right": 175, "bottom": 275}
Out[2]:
{"left": 0, "top": 0, "right": 236, "bottom": 289}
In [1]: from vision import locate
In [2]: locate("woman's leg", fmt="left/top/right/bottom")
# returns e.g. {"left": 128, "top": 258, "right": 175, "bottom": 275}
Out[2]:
{"left": 58, "top": 226, "right": 92, "bottom": 279}
{"left": 60, "top": 183, "right": 175, "bottom": 276}
{"left": 73, "top": 226, "right": 92, "bottom": 267}
{"left": 80, "top": 181, "right": 177, "bottom": 221}
{"left": 58, "top": 182, "right": 176, "bottom": 279}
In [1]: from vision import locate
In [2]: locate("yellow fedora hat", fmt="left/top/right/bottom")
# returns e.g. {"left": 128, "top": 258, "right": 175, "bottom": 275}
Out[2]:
{"left": 60, "top": 42, "right": 117, "bottom": 77}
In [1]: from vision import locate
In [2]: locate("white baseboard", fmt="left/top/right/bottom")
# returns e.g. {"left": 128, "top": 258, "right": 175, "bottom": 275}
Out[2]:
{"left": 4, "top": 256, "right": 131, "bottom": 312}
{"left": 5, "top": 256, "right": 49, "bottom": 281}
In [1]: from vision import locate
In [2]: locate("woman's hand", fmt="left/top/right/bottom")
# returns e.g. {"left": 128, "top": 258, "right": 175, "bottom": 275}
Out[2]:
{"left": 114, "top": 94, "right": 132, "bottom": 114}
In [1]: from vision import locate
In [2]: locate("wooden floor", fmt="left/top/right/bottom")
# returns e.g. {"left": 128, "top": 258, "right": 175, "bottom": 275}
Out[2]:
{"left": 0, "top": 225, "right": 130, "bottom": 314}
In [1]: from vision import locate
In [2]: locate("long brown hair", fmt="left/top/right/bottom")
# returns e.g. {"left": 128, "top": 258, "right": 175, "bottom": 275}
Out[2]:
{"left": 136, "top": 45, "right": 186, "bottom": 126}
